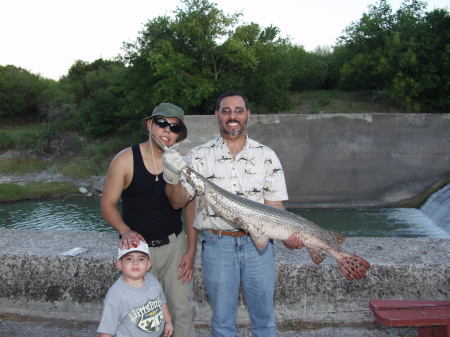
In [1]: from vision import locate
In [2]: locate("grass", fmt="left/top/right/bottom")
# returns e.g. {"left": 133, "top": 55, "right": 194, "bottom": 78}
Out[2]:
{"left": 57, "top": 159, "right": 102, "bottom": 179}
{"left": 0, "top": 118, "right": 144, "bottom": 202}
{"left": 0, "top": 127, "right": 43, "bottom": 152}
{"left": 0, "top": 121, "right": 57, "bottom": 153}
{"left": 0, "top": 157, "right": 50, "bottom": 175}
{"left": 0, "top": 182, "right": 79, "bottom": 202}
{"left": 287, "top": 90, "right": 399, "bottom": 114}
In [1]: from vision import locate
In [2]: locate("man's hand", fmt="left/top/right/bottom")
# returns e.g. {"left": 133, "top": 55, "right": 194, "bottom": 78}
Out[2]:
{"left": 283, "top": 233, "right": 304, "bottom": 250}
{"left": 177, "top": 250, "right": 196, "bottom": 284}
{"left": 163, "top": 148, "right": 187, "bottom": 184}
{"left": 120, "top": 230, "right": 146, "bottom": 249}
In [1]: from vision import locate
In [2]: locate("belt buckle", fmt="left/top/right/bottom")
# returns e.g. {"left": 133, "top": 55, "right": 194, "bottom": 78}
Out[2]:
{"left": 148, "top": 238, "right": 169, "bottom": 247}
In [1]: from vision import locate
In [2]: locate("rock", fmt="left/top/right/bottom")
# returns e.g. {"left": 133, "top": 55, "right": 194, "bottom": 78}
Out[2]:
{"left": 79, "top": 187, "right": 89, "bottom": 194}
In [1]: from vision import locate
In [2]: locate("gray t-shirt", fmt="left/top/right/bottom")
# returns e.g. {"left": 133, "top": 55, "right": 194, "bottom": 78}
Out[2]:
{"left": 97, "top": 273, "right": 167, "bottom": 337}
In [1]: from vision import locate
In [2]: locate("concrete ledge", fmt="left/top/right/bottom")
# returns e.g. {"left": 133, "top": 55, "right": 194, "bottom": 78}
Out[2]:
{"left": 1, "top": 229, "right": 449, "bottom": 325}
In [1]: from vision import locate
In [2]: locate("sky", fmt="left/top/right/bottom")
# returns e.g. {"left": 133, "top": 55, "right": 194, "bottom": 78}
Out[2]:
{"left": 1, "top": 0, "right": 448, "bottom": 80}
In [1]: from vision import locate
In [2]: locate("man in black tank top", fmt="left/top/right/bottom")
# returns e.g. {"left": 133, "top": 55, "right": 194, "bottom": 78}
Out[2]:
{"left": 101, "top": 103, "right": 196, "bottom": 337}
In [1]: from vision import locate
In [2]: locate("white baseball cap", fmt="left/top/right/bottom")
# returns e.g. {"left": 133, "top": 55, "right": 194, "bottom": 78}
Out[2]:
{"left": 117, "top": 240, "right": 150, "bottom": 260}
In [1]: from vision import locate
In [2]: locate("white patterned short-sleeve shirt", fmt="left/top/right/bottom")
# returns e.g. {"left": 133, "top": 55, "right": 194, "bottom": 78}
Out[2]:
{"left": 182, "top": 136, "right": 288, "bottom": 231}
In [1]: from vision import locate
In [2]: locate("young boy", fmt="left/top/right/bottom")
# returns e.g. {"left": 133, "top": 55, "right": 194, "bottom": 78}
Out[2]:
{"left": 98, "top": 240, "right": 174, "bottom": 337}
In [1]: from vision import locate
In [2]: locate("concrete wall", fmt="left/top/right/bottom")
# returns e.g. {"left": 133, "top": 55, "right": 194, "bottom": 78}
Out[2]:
{"left": 178, "top": 113, "right": 450, "bottom": 208}
{"left": 1, "top": 229, "right": 449, "bottom": 324}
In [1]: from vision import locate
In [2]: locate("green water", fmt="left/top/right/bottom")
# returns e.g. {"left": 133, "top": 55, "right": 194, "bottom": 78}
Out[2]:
{"left": 0, "top": 196, "right": 113, "bottom": 232}
{"left": 0, "top": 196, "right": 448, "bottom": 237}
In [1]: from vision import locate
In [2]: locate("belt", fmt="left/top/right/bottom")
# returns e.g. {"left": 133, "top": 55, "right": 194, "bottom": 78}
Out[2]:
{"left": 148, "top": 227, "right": 182, "bottom": 247}
{"left": 209, "top": 229, "right": 248, "bottom": 237}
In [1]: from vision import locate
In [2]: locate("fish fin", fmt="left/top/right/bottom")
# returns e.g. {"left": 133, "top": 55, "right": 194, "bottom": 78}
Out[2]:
{"left": 329, "top": 231, "right": 346, "bottom": 244}
{"left": 197, "top": 195, "right": 208, "bottom": 212}
{"left": 307, "top": 248, "right": 326, "bottom": 265}
{"left": 337, "top": 254, "right": 371, "bottom": 280}
{"left": 249, "top": 231, "right": 269, "bottom": 250}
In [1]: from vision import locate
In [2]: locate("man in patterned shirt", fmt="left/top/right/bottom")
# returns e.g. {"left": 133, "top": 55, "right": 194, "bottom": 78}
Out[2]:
{"left": 163, "top": 91, "right": 301, "bottom": 337}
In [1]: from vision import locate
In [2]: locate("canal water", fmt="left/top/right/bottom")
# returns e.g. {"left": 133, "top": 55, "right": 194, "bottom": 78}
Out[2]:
{"left": 1, "top": 195, "right": 448, "bottom": 237}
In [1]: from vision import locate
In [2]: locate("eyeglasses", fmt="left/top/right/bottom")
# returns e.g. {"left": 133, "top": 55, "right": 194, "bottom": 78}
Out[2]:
{"left": 153, "top": 118, "right": 182, "bottom": 134}
{"left": 219, "top": 107, "right": 246, "bottom": 115}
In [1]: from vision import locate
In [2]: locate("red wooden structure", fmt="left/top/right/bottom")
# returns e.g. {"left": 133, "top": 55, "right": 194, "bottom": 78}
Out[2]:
{"left": 369, "top": 300, "right": 450, "bottom": 337}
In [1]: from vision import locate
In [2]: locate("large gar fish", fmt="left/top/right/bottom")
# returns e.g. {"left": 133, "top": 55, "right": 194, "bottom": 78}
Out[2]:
{"left": 154, "top": 138, "right": 371, "bottom": 280}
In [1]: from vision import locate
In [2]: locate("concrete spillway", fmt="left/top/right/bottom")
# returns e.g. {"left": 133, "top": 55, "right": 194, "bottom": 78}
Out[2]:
{"left": 421, "top": 183, "right": 450, "bottom": 234}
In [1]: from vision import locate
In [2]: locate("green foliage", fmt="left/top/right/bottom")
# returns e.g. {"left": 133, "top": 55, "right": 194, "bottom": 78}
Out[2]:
{"left": 0, "top": 182, "right": 78, "bottom": 202}
{"left": 61, "top": 59, "right": 126, "bottom": 136}
{"left": 0, "top": 122, "right": 54, "bottom": 153}
{"left": 3, "top": 0, "right": 448, "bottom": 137}
{"left": 0, "top": 131, "right": 16, "bottom": 151}
{"left": 336, "top": 0, "right": 449, "bottom": 111}
{"left": 120, "top": 0, "right": 238, "bottom": 115}
{"left": 58, "top": 161, "right": 100, "bottom": 179}
{"left": 288, "top": 46, "right": 328, "bottom": 91}
{"left": 38, "top": 80, "right": 77, "bottom": 122}
{"left": 0, "top": 157, "right": 50, "bottom": 175}
{"left": 119, "top": 0, "right": 304, "bottom": 116}
{"left": 290, "top": 90, "right": 395, "bottom": 114}
{"left": 0, "top": 65, "right": 52, "bottom": 119}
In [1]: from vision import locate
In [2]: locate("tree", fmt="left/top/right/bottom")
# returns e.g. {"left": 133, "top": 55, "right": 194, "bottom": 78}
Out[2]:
{"left": 287, "top": 45, "right": 328, "bottom": 91}
{"left": 336, "top": 0, "right": 449, "bottom": 111}
{"left": 61, "top": 59, "right": 126, "bottom": 136}
{"left": 120, "top": 0, "right": 240, "bottom": 116}
{"left": 337, "top": 0, "right": 394, "bottom": 90}
{"left": 0, "top": 65, "right": 51, "bottom": 119}
{"left": 119, "top": 0, "right": 297, "bottom": 116}
{"left": 231, "top": 24, "right": 293, "bottom": 112}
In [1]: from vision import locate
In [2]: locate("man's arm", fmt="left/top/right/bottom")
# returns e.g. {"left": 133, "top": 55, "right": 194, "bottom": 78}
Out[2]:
{"left": 177, "top": 198, "right": 198, "bottom": 283}
{"left": 165, "top": 183, "right": 191, "bottom": 209}
{"left": 264, "top": 199, "right": 285, "bottom": 210}
{"left": 264, "top": 199, "right": 303, "bottom": 250}
{"left": 100, "top": 150, "right": 145, "bottom": 249}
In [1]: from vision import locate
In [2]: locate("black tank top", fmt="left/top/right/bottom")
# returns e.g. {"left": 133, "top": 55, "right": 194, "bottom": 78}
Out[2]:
{"left": 121, "top": 144, "right": 182, "bottom": 241}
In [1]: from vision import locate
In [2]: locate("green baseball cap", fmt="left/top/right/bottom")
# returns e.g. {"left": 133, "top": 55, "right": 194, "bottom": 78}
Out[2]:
{"left": 143, "top": 103, "right": 187, "bottom": 142}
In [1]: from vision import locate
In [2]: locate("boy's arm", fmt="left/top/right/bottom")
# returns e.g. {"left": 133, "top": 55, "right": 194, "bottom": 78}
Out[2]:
{"left": 98, "top": 334, "right": 113, "bottom": 337}
{"left": 162, "top": 303, "right": 174, "bottom": 337}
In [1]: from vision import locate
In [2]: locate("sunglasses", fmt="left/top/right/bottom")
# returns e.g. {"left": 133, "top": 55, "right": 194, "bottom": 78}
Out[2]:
{"left": 153, "top": 118, "right": 182, "bottom": 134}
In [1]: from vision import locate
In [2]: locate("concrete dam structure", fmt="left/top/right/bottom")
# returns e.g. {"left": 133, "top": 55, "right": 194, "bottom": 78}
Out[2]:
{"left": 1, "top": 113, "right": 449, "bottom": 335}
{"left": 179, "top": 113, "right": 450, "bottom": 208}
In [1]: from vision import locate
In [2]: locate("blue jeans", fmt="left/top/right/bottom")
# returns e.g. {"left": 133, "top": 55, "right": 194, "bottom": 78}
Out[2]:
{"left": 201, "top": 230, "right": 276, "bottom": 337}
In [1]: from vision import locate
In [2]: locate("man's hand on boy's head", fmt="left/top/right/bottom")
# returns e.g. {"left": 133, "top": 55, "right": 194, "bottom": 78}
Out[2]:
{"left": 120, "top": 230, "right": 146, "bottom": 249}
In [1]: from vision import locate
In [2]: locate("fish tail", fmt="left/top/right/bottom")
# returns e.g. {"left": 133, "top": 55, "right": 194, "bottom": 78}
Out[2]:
{"left": 337, "top": 254, "right": 371, "bottom": 280}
